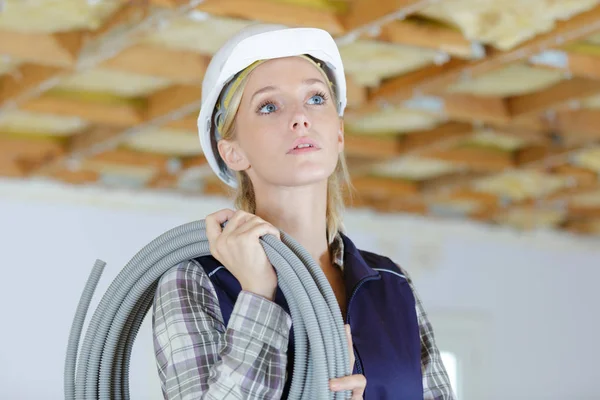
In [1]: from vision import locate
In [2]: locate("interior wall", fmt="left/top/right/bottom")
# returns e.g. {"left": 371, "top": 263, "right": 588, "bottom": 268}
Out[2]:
{"left": 0, "top": 179, "right": 598, "bottom": 400}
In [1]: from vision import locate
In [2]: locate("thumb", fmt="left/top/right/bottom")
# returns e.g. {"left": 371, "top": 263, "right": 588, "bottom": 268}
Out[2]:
{"left": 345, "top": 324, "right": 355, "bottom": 371}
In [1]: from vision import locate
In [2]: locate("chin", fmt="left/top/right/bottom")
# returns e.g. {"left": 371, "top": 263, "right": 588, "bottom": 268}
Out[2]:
{"left": 276, "top": 163, "right": 337, "bottom": 187}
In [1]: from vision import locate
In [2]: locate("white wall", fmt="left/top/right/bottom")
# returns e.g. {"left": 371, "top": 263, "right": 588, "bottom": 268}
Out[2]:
{"left": 0, "top": 179, "right": 598, "bottom": 400}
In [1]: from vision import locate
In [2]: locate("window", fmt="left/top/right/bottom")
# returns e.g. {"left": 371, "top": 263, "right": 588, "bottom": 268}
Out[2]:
{"left": 441, "top": 351, "right": 459, "bottom": 398}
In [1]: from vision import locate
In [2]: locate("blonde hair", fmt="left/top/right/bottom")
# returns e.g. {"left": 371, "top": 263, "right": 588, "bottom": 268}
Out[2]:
{"left": 214, "top": 57, "right": 352, "bottom": 244}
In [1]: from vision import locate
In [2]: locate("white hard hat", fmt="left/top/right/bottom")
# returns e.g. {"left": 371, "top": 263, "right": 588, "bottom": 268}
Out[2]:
{"left": 197, "top": 24, "right": 347, "bottom": 188}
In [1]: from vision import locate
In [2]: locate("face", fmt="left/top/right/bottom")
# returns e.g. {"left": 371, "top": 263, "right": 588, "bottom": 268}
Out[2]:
{"left": 218, "top": 56, "right": 344, "bottom": 188}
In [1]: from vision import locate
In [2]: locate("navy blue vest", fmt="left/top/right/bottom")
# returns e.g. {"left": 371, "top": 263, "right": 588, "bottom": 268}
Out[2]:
{"left": 194, "top": 233, "right": 423, "bottom": 399}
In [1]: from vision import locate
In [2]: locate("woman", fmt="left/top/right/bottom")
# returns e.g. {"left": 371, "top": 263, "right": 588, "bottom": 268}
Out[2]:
{"left": 152, "top": 24, "right": 454, "bottom": 400}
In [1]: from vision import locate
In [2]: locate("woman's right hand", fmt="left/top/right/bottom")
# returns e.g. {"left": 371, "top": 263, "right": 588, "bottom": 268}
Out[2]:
{"left": 205, "top": 209, "right": 281, "bottom": 301}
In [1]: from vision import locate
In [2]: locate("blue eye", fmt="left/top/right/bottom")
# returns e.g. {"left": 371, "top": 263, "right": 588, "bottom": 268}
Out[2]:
{"left": 308, "top": 94, "right": 325, "bottom": 105}
{"left": 258, "top": 103, "right": 277, "bottom": 114}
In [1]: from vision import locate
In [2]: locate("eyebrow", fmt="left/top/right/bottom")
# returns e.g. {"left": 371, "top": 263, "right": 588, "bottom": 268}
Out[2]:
{"left": 250, "top": 78, "right": 327, "bottom": 102}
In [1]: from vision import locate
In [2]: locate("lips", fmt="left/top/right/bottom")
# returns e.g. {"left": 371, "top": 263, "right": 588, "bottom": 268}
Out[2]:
{"left": 288, "top": 137, "right": 320, "bottom": 153}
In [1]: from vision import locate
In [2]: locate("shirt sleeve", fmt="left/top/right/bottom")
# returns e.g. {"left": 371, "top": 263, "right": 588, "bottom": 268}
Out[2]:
{"left": 152, "top": 260, "right": 292, "bottom": 400}
{"left": 397, "top": 264, "right": 457, "bottom": 400}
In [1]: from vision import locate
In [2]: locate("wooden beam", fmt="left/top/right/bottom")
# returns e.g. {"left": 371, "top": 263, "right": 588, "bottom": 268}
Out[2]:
{"left": 344, "top": 134, "right": 402, "bottom": 159}
{"left": 84, "top": 2, "right": 152, "bottom": 41}
{"left": 0, "top": 134, "right": 66, "bottom": 174}
{"left": 34, "top": 84, "right": 203, "bottom": 172}
{"left": 0, "top": 64, "right": 65, "bottom": 106}
{"left": 146, "top": 84, "right": 202, "bottom": 120}
{"left": 147, "top": 172, "right": 179, "bottom": 189}
{"left": 562, "top": 217, "right": 600, "bottom": 235}
{"left": 530, "top": 48, "right": 600, "bottom": 80}
{"left": 549, "top": 109, "right": 600, "bottom": 142}
{"left": 545, "top": 164, "right": 599, "bottom": 190}
{"left": 31, "top": 125, "right": 124, "bottom": 176}
{"left": 419, "top": 170, "right": 489, "bottom": 193}
{"left": 0, "top": 30, "right": 83, "bottom": 67}
{"left": 370, "top": 4, "right": 600, "bottom": 106}
{"left": 45, "top": 169, "right": 100, "bottom": 185}
{"left": 514, "top": 144, "right": 555, "bottom": 165}
{"left": 0, "top": 157, "right": 27, "bottom": 178}
{"left": 507, "top": 77, "right": 600, "bottom": 117}
{"left": 345, "top": 74, "right": 367, "bottom": 109}
{"left": 202, "top": 177, "right": 231, "bottom": 196}
{"left": 378, "top": 19, "right": 477, "bottom": 59}
{"left": 420, "top": 146, "right": 514, "bottom": 172}
{"left": 441, "top": 93, "right": 511, "bottom": 125}
{"left": 351, "top": 175, "right": 420, "bottom": 199}
{"left": 399, "top": 121, "right": 474, "bottom": 152}
{"left": 340, "top": 0, "right": 430, "bottom": 33}
{"left": 368, "top": 58, "right": 468, "bottom": 105}
{"left": 67, "top": 125, "right": 126, "bottom": 155}
{"left": 343, "top": 122, "right": 473, "bottom": 161}
{"left": 165, "top": 113, "right": 198, "bottom": 131}
{"left": 181, "top": 155, "right": 208, "bottom": 169}
{"left": 191, "top": 0, "right": 345, "bottom": 35}
{"left": 101, "top": 44, "right": 209, "bottom": 84}
{"left": 83, "top": 148, "right": 172, "bottom": 170}
{"left": 20, "top": 91, "right": 145, "bottom": 128}
{"left": 363, "top": 89, "right": 511, "bottom": 127}
{"left": 437, "top": 188, "right": 500, "bottom": 209}
{"left": 369, "top": 196, "right": 428, "bottom": 215}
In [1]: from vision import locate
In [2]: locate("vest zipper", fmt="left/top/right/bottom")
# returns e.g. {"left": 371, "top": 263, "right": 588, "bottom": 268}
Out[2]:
{"left": 346, "top": 275, "right": 378, "bottom": 376}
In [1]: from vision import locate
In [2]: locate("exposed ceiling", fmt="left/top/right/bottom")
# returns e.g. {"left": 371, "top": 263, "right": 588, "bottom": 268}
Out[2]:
{"left": 1, "top": 0, "right": 600, "bottom": 236}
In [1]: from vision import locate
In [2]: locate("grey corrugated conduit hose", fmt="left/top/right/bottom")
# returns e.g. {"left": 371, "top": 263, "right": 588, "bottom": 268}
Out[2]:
{"left": 64, "top": 219, "right": 352, "bottom": 400}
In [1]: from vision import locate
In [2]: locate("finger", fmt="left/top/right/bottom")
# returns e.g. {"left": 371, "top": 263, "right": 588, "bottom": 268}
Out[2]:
{"left": 329, "top": 374, "right": 367, "bottom": 392}
{"left": 205, "top": 209, "right": 235, "bottom": 244}
{"left": 345, "top": 324, "right": 355, "bottom": 370}
{"left": 238, "top": 219, "right": 281, "bottom": 241}
{"left": 351, "top": 386, "right": 365, "bottom": 400}
{"left": 235, "top": 216, "right": 280, "bottom": 239}
{"left": 221, "top": 210, "right": 252, "bottom": 235}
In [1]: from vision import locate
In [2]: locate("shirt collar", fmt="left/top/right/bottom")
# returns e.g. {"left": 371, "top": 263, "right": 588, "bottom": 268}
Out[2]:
{"left": 331, "top": 231, "right": 345, "bottom": 272}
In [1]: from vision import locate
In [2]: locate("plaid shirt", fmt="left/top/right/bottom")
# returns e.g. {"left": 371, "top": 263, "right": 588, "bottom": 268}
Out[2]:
{"left": 152, "top": 234, "right": 455, "bottom": 399}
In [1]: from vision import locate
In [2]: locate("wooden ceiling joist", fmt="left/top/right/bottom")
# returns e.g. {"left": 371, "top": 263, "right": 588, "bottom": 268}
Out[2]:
{"left": 0, "top": 30, "right": 84, "bottom": 67}
{"left": 100, "top": 44, "right": 209, "bottom": 84}
{"left": 420, "top": 147, "right": 514, "bottom": 172}
{"left": 20, "top": 91, "right": 145, "bottom": 128}
{"left": 0, "top": 134, "right": 67, "bottom": 174}
{"left": 0, "top": 64, "right": 66, "bottom": 106}
{"left": 192, "top": 0, "right": 345, "bottom": 35}
{"left": 146, "top": 84, "right": 202, "bottom": 121}
{"left": 67, "top": 126, "right": 125, "bottom": 155}
{"left": 529, "top": 48, "right": 600, "bottom": 81}
{"left": 441, "top": 93, "right": 511, "bottom": 125}
{"left": 399, "top": 121, "right": 474, "bottom": 153}
{"left": 377, "top": 19, "right": 480, "bottom": 59}
{"left": 344, "top": 135, "right": 402, "bottom": 159}
{"left": 2, "top": 1, "right": 600, "bottom": 236}
{"left": 84, "top": 148, "right": 172, "bottom": 170}
{"left": 351, "top": 175, "right": 420, "bottom": 199}
{"left": 507, "top": 77, "right": 600, "bottom": 117}
{"left": 340, "top": 0, "right": 432, "bottom": 33}
{"left": 548, "top": 109, "right": 600, "bottom": 142}
{"left": 370, "top": 4, "right": 600, "bottom": 106}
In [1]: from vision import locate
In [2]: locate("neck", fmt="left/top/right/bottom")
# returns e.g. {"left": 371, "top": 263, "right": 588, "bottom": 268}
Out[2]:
{"left": 253, "top": 181, "right": 331, "bottom": 268}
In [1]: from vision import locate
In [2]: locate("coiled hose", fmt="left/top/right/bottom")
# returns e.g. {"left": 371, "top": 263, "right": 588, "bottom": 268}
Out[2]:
{"left": 64, "top": 219, "right": 352, "bottom": 400}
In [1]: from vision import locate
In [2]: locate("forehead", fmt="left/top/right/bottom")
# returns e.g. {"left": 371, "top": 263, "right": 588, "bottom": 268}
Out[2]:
{"left": 245, "top": 56, "right": 326, "bottom": 88}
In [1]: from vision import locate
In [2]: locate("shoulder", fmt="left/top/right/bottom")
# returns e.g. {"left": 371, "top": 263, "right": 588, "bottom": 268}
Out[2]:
{"left": 157, "top": 259, "right": 208, "bottom": 286}
{"left": 154, "top": 258, "right": 224, "bottom": 325}
{"left": 357, "top": 248, "right": 412, "bottom": 283}
{"left": 155, "top": 258, "right": 220, "bottom": 303}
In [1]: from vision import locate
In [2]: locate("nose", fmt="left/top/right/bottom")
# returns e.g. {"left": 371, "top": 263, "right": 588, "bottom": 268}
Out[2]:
{"left": 290, "top": 109, "right": 311, "bottom": 132}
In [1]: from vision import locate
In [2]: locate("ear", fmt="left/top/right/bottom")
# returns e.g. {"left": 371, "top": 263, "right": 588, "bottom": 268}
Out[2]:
{"left": 217, "top": 139, "right": 250, "bottom": 172}
{"left": 337, "top": 119, "right": 345, "bottom": 154}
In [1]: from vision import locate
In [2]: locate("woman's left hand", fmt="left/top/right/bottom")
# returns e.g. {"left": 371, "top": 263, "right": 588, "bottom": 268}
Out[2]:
{"left": 329, "top": 325, "right": 366, "bottom": 399}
